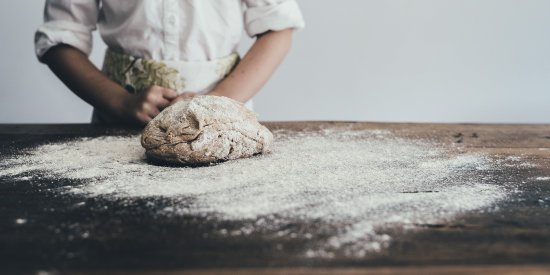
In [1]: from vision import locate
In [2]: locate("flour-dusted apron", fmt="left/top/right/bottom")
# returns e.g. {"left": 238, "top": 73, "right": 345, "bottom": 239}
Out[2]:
{"left": 92, "top": 49, "right": 253, "bottom": 124}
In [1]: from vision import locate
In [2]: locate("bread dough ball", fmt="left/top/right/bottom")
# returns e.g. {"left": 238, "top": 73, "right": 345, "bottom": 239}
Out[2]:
{"left": 141, "top": 96, "right": 273, "bottom": 165}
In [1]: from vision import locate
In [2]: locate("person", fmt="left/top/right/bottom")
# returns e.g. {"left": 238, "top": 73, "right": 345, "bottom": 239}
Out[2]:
{"left": 35, "top": 0, "right": 305, "bottom": 126}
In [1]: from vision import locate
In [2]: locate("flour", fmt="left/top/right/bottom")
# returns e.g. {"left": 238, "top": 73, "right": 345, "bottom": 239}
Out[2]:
{"left": 0, "top": 129, "right": 509, "bottom": 257}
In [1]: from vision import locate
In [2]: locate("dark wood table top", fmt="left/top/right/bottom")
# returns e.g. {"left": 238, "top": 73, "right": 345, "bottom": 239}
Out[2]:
{"left": 1, "top": 122, "right": 550, "bottom": 275}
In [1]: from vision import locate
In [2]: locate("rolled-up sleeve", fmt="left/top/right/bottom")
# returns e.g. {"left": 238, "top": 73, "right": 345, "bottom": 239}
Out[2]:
{"left": 34, "top": 0, "right": 99, "bottom": 62}
{"left": 243, "top": 0, "right": 305, "bottom": 37}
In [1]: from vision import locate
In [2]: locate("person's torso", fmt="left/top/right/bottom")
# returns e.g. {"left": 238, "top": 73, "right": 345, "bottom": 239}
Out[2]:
{"left": 97, "top": 0, "right": 246, "bottom": 61}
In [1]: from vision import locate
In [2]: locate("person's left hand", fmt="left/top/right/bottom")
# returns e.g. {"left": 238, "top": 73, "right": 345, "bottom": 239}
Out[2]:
{"left": 169, "top": 91, "right": 198, "bottom": 105}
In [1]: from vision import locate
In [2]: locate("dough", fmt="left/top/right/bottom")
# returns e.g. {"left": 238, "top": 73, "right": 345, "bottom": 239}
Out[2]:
{"left": 141, "top": 95, "right": 273, "bottom": 165}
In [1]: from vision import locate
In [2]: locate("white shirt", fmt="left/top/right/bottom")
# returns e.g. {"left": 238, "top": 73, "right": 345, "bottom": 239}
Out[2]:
{"left": 35, "top": 0, "right": 305, "bottom": 62}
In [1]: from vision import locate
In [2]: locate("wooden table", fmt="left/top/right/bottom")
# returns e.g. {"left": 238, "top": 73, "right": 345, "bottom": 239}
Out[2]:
{"left": 1, "top": 122, "right": 550, "bottom": 275}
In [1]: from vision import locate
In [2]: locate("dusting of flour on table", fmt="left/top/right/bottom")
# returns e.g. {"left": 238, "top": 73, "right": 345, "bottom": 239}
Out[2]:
{"left": 0, "top": 129, "right": 508, "bottom": 257}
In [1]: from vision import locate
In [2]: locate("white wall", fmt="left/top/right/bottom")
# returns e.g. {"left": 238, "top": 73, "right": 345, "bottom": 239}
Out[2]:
{"left": 1, "top": 1, "right": 549, "bottom": 124}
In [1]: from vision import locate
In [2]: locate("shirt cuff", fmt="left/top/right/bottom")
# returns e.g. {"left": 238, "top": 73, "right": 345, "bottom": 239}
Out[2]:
{"left": 34, "top": 20, "right": 94, "bottom": 62}
{"left": 244, "top": 0, "right": 306, "bottom": 37}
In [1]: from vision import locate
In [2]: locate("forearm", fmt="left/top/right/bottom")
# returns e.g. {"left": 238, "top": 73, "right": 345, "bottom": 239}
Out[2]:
{"left": 42, "top": 45, "right": 128, "bottom": 117}
{"left": 209, "top": 29, "right": 294, "bottom": 102}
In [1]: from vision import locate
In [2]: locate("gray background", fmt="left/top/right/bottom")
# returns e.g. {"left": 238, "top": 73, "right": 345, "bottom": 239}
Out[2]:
{"left": 1, "top": 0, "right": 549, "bottom": 123}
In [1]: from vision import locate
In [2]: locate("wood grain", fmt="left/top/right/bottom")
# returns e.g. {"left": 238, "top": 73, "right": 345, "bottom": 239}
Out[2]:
{"left": 1, "top": 122, "right": 549, "bottom": 274}
{"left": 70, "top": 266, "right": 550, "bottom": 275}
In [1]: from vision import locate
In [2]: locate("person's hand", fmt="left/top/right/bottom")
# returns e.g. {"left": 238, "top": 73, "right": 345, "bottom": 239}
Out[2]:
{"left": 169, "top": 91, "right": 198, "bottom": 106}
{"left": 116, "top": 85, "right": 178, "bottom": 125}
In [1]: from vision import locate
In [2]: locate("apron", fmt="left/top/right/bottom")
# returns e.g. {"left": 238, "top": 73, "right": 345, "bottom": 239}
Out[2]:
{"left": 92, "top": 49, "right": 252, "bottom": 124}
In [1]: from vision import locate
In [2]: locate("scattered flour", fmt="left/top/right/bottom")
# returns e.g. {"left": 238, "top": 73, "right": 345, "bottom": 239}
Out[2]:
{"left": 0, "top": 129, "right": 508, "bottom": 257}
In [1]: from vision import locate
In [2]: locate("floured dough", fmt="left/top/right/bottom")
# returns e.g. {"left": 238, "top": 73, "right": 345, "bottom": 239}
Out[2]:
{"left": 141, "top": 95, "right": 273, "bottom": 165}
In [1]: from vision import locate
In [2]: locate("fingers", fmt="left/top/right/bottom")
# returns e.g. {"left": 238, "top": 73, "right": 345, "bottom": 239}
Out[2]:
{"left": 143, "top": 86, "right": 172, "bottom": 109}
{"left": 170, "top": 92, "right": 198, "bottom": 106}
{"left": 142, "top": 102, "right": 160, "bottom": 117}
{"left": 157, "top": 97, "right": 171, "bottom": 109}
{"left": 136, "top": 112, "right": 152, "bottom": 125}
{"left": 135, "top": 103, "right": 159, "bottom": 125}
{"left": 133, "top": 86, "right": 195, "bottom": 125}
{"left": 161, "top": 87, "right": 178, "bottom": 100}
{"left": 145, "top": 85, "right": 177, "bottom": 99}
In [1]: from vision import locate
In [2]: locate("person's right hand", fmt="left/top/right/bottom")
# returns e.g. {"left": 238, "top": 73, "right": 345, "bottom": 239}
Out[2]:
{"left": 117, "top": 85, "right": 178, "bottom": 126}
